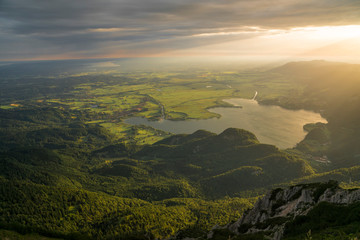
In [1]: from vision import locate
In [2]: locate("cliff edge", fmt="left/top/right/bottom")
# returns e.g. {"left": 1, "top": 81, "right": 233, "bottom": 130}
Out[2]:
{"left": 206, "top": 181, "right": 360, "bottom": 240}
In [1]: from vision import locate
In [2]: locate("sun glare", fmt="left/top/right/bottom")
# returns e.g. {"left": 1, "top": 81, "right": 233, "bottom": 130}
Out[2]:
{"left": 291, "top": 25, "right": 360, "bottom": 40}
{"left": 261, "top": 25, "right": 360, "bottom": 42}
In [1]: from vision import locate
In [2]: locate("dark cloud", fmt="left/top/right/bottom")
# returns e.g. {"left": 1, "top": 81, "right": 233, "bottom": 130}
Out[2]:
{"left": 1, "top": 0, "right": 360, "bottom": 59}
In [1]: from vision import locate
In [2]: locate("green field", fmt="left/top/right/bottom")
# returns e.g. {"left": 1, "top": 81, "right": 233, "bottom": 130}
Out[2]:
{"left": 3, "top": 70, "right": 301, "bottom": 144}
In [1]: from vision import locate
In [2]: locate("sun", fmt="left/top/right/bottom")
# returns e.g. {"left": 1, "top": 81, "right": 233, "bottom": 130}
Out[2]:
{"left": 291, "top": 25, "right": 360, "bottom": 41}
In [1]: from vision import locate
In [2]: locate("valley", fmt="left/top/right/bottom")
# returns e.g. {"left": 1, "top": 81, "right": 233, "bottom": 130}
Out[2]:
{"left": 1, "top": 59, "right": 360, "bottom": 239}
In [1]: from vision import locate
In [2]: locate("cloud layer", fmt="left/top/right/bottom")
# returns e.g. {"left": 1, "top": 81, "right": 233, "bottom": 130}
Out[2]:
{"left": 1, "top": 0, "right": 360, "bottom": 60}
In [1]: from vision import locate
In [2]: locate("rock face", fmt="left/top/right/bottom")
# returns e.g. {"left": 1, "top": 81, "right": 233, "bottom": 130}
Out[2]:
{"left": 215, "top": 181, "right": 360, "bottom": 240}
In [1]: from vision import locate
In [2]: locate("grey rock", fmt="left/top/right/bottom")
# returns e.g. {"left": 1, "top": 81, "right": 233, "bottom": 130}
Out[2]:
{"left": 214, "top": 181, "right": 360, "bottom": 240}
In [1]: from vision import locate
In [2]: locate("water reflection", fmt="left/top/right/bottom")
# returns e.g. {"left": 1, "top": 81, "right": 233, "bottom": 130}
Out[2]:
{"left": 125, "top": 98, "right": 327, "bottom": 149}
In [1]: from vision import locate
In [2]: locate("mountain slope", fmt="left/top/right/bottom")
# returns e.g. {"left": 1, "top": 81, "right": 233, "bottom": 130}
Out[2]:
{"left": 207, "top": 181, "right": 360, "bottom": 240}
{"left": 267, "top": 61, "right": 360, "bottom": 168}
{"left": 135, "top": 128, "right": 314, "bottom": 198}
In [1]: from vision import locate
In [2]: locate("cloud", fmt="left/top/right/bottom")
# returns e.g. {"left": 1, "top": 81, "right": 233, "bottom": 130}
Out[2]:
{"left": 1, "top": 0, "right": 360, "bottom": 60}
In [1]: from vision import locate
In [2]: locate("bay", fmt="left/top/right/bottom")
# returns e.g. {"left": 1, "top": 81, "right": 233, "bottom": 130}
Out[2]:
{"left": 125, "top": 98, "right": 327, "bottom": 149}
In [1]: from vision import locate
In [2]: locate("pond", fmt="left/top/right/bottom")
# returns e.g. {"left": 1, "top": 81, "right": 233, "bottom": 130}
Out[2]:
{"left": 125, "top": 98, "right": 327, "bottom": 149}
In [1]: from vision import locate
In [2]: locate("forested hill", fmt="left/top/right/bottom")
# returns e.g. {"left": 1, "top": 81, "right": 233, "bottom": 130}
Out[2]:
{"left": 268, "top": 60, "right": 360, "bottom": 113}
{"left": 0, "top": 105, "right": 313, "bottom": 239}
{"left": 0, "top": 105, "right": 315, "bottom": 196}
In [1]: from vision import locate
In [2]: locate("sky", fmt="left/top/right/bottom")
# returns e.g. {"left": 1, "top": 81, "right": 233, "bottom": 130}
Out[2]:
{"left": 1, "top": 0, "right": 360, "bottom": 61}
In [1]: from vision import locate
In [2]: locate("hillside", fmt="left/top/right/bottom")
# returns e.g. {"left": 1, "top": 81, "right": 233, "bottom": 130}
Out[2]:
{"left": 0, "top": 105, "right": 316, "bottom": 239}
{"left": 135, "top": 128, "right": 314, "bottom": 198}
{"left": 207, "top": 181, "right": 360, "bottom": 240}
{"left": 0, "top": 106, "right": 314, "bottom": 199}
{"left": 265, "top": 61, "right": 360, "bottom": 168}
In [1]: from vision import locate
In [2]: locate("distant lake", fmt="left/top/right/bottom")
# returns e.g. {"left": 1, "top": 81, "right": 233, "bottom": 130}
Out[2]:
{"left": 125, "top": 98, "right": 327, "bottom": 149}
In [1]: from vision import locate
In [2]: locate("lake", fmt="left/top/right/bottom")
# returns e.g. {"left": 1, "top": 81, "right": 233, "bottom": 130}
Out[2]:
{"left": 125, "top": 98, "right": 327, "bottom": 149}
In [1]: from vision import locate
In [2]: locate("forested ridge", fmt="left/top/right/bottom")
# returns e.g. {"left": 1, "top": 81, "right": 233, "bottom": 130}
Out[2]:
{"left": 0, "top": 105, "right": 313, "bottom": 239}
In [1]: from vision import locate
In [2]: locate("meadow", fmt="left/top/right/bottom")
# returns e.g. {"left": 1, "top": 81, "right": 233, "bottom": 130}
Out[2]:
{"left": 12, "top": 70, "right": 302, "bottom": 145}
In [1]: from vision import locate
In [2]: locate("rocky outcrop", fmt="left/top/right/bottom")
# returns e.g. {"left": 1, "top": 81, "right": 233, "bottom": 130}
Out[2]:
{"left": 209, "top": 181, "right": 360, "bottom": 240}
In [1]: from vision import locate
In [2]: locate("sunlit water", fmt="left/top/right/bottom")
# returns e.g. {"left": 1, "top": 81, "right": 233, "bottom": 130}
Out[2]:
{"left": 125, "top": 98, "right": 327, "bottom": 149}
